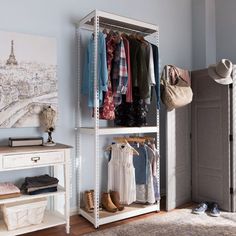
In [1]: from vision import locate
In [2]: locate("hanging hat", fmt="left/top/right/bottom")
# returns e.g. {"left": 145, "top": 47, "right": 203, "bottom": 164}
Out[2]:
{"left": 208, "top": 59, "right": 233, "bottom": 85}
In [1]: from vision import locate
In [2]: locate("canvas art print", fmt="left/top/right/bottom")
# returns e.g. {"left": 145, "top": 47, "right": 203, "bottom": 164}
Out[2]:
{"left": 0, "top": 31, "right": 57, "bottom": 128}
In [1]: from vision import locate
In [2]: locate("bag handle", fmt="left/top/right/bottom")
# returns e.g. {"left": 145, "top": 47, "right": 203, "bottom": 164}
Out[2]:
{"left": 167, "top": 65, "right": 180, "bottom": 76}
{"left": 160, "top": 65, "right": 169, "bottom": 85}
{"left": 161, "top": 65, "right": 181, "bottom": 84}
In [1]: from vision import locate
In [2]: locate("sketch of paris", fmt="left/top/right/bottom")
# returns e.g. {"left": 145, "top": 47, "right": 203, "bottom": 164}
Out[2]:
{"left": 0, "top": 31, "right": 57, "bottom": 128}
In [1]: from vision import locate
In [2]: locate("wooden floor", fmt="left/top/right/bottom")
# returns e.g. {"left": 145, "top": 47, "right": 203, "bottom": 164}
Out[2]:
{"left": 22, "top": 201, "right": 194, "bottom": 236}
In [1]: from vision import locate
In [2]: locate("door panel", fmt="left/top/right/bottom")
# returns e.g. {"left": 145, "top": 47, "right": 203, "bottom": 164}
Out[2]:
{"left": 166, "top": 106, "right": 191, "bottom": 211}
{"left": 191, "top": 69, "right": 231, "bottom": 211}
{"left": 232, "top": 65, "right": 236, "bottom": 212}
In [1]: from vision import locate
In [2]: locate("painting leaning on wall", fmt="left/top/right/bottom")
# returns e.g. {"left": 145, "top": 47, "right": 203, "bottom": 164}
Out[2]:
{"left": 0, "top": 31, "right": 57, "bottom": 128}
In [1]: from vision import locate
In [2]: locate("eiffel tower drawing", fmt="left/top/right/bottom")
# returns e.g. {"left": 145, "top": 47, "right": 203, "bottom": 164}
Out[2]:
{"left": 6, "top": 40, "right": 18, "bottom": 65}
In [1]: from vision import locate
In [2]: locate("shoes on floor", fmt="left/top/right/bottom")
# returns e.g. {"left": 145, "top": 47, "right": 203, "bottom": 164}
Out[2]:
{"left": 192, "top": 201, "right": 221, "bottom": 217}
{"left": 192, "top": 202, "right": 208, "bottom": 215}
{"left": 209, "top": 202, "right": 220, "bottom": 217}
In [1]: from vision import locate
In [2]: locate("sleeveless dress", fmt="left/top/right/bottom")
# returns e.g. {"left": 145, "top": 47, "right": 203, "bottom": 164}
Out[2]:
{"left": 107, "top": 143, "right": 136, "bottom": 205}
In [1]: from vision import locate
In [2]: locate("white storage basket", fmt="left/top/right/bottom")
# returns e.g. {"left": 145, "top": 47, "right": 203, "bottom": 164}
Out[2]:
{"left": 1, "top": 198, "right": 47, "bottom": 230}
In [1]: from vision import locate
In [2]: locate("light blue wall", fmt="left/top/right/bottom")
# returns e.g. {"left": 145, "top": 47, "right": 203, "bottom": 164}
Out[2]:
{"left": 215, "top": 0, "right": 236, "bottom": 63}
{"left": 192, "top": 0, "right": 236, "bottom": 69}
{"left": 192, "top": 0, "right": 216, "bottom": 70}
{"left": 192, "top": 0, "right": 206, "bottom": 69}
{"left": 0, "top": 0, "right": 192, "bottom": 209}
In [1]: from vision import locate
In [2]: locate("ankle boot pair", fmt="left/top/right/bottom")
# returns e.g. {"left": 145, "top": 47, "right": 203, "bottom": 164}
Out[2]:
{"left": 84, "top": 190, "right": 94, "bottom": 213}
{"left": 101, "top": 191, "right": 124, "bottom": 213}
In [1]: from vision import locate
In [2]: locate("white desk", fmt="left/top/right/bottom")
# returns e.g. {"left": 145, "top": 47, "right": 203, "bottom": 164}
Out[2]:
{"left": 0, "top": 143, "right": 72, "bottom": 236}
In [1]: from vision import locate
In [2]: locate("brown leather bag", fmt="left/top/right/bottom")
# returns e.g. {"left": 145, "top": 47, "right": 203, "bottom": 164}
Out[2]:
{"left": 161, "top": 65, "right": 193, "bottom": 111}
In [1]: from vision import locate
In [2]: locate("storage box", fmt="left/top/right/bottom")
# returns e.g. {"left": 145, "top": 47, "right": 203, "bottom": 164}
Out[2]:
{"left": 1, "top": 198, "right": 47, "bottom": 230}
{"left": 8, "top": 137, "right": 43, "bottom": 147}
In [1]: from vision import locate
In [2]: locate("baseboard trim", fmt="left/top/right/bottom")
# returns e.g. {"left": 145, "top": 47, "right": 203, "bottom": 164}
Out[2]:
{"left": 70, "top": 207, "right": 79, "bottom": 216}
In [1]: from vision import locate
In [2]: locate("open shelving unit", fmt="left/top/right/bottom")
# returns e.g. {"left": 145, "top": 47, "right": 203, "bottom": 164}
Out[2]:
{"left": 0, "top": 144, "right": 72, "bottom": 235}
{"left": 76, "top": 9, "right": 160, "bottom": 228}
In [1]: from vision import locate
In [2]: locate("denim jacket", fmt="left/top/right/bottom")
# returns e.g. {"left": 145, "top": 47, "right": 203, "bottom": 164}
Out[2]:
{"left": 82, "top": 32, "right": 108, "bottom": 107}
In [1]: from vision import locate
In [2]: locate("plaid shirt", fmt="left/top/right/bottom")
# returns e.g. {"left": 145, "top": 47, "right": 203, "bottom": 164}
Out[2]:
{"left": 117, "top": 39, "right": 128, "bottom": 94}
{"left": 122, "top": 35, "right": 133, "bottom": 103}
{"left": 112, "top": 39, "right": 128, "bottom": 105}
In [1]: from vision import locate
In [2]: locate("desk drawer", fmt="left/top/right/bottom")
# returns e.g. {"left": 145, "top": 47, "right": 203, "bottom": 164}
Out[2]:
{"left": 2, "top": 151, "right": 64, "bottom": 169}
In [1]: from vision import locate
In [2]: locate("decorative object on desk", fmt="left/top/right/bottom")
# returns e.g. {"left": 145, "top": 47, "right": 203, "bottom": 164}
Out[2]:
{"left": 0, "top": 31, "right": 58, "bottom": 128}
{"left": 8, "top": 137, "right": 43, "bottom": 147}
{"left": 40, "top": 106, "right": 57, "bottom": 146}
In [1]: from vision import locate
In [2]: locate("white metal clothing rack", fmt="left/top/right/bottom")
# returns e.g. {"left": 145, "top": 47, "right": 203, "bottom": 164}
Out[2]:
{"left": 76, "top": 9, "right": 160, "bottom": 228}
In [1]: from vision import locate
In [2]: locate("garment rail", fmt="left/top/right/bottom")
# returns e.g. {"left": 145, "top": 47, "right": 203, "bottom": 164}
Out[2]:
{"left": 76, "top": 9, "right": 160, "bottom": 228}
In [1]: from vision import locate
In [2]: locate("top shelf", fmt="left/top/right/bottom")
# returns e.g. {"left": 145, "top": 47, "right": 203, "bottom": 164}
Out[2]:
{"left": 0, "top": 143, "right": 72, "bottom": 155}
{"left": 78, "top": 10, "right": 158, "bottom": 35}
{"left": 78, "top": 126, "right": 158, "bottom": 135}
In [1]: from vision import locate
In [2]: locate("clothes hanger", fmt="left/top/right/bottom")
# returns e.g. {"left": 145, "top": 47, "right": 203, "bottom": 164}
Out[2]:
{"left": 111, "top": 137, "right": 140, "bottom": 155}
{"left": 105, "top": 143, "right": 139, "bottom": 156}
{"left": 114, "top": 137, "right": 144, "bottom": 152}
{"left": 142, "top": 136, "right": 155, "bottom": 143}
{"left": 127, "top": 136, "right": 147, "bottom": 144}
{"left": 102, "top": 28, "right": 108, "bottom": 35}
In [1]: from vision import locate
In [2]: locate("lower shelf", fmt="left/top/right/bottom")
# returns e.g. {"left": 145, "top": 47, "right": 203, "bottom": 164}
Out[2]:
{"left": 0, "top": 211, "right": 66, "bottom": 236}
{"left": 80, "top": 202, "right": 160, "bottom": 226}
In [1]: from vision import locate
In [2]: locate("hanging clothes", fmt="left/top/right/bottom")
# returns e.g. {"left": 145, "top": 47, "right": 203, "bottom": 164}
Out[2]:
{"left": 151, "top": 145, "right": 160, "bottom": 201}
{"left": 117, "top": 39, "right": 128, "bottom": 98}
{"left": 122, "top": 35, "right": 133, "bottom": 103}
{"left": 148, "top": 44, "right": 156, "bottom": 86}
{"left": 132, "top": 143, "right": 148, "bottom": 184}
{"left": 136, "top": 145, "right": 155, "bottom": 204}
{"left": 151, "top": 44, "right": 160, "bottom": 109}
{"left": 128, "top": 36, "right": 150, "bottom": 101}
{"left": 111, "top": 36, "right": 128, "bottom": 106}
{"left": 107, "top": 143, "right": 136, "bottom": 205}
{"left": 82, "top": 32, "right": 108, "bottom": 108}
{"left": 82, "top": 31, "right": 159, "bottom": 125}
{"left": 146, "top": 43, "right": 156, "bottom": 104}
{"left": 99, "top": 32, "right": 118, "bottom": 120}
{"left": 114, "top": 87, "right": 148, "bottom": 127}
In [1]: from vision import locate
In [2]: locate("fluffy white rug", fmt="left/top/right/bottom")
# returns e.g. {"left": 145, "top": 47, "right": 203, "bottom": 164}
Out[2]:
{"left": 85, "top": 209, "right": 236, "bottom": 236}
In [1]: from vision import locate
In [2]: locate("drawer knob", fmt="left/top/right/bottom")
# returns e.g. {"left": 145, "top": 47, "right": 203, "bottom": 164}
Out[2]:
{"left": 31, "top": 156, "right": 40, "bottom": 163}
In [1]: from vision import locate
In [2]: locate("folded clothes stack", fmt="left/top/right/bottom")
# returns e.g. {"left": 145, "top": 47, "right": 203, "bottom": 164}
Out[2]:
{"left": 21, "top": 174, "right": 59, "bottom": 195}
{"left": 0, "top": 182, "right": 21, "bottom": 199}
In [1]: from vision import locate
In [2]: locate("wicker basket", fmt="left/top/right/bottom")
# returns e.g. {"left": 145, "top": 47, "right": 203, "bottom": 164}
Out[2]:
{"left": 1, "top": 198, "right": 47, "bottom": 230}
